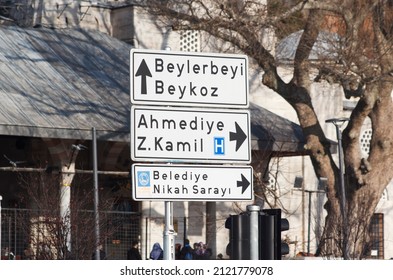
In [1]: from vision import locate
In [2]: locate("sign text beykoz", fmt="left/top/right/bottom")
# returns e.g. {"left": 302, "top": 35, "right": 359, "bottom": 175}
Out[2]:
{"left": 130, "top": 49, "right": 248, "bottom": 108}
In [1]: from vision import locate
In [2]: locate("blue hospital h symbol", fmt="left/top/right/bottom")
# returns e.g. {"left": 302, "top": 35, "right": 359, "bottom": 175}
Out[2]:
{"left": 214, "top": 137, "right": 225, "bottom": 155}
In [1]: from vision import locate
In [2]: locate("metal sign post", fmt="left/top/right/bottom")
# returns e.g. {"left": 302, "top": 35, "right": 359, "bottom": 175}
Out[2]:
{"left": 163, "top": 201, "right": 176, "bottom": 260}
{"left": 247, "top": 205, "right": 261, "bottom": 260}
{"left": 162, "top": 47, "right": 175, "bottom": 261}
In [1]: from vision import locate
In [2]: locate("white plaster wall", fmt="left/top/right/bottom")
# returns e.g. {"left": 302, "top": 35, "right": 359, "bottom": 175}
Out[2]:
{"left": 133, "top": 7, "right": 181, "bottom": 51}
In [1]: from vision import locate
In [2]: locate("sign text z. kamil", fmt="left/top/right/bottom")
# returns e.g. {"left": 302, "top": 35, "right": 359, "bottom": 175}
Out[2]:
{"left": 130, "top": 49, "right": 249, "bottom": 108}
{"left": 131, "top": 106, "right": 251, "bottom": 163}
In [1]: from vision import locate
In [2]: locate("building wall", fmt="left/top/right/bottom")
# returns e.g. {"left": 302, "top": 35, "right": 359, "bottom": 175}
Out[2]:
{"left": 132, "top": 6, "right": 180, "bottom": 50}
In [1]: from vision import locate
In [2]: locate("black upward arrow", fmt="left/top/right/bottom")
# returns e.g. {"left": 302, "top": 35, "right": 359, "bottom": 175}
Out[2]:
{"left": 237, "top": 174, "right": 250, "bottom": 194}
{"left": 135, "top": 59, "right": 152, "bottom": 95}
{"left": 229, "top": 122, "right": 247, "bottom": 151}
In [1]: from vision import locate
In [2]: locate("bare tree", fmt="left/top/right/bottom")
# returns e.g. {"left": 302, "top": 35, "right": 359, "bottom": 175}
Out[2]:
{"left": 140, "top": 0, "right": 393, "bottom": 259}
{"left": 17, "top": 171, "right": 117, "bottom": 259}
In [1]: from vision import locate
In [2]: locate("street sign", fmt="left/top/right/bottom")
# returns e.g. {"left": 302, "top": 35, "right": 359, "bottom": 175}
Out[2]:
{"left": 131, "top": 105, "right": 251, "bottom": 163}
{"left": 130, "top": 49, "right": 249, "bottom": 108}
{"left": 132, "top": 163, "right": 253, "bottom": 201}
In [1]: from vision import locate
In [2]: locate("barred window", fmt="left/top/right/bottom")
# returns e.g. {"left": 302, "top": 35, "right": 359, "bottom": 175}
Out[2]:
{"left": 360, "top": 128, "right": 372, "bottom": 156}
{"left": 180, "top": 30, "right": 200, "bottom": 52}
{"left": 368, "top": 213, "right": 384, "bottom": 259}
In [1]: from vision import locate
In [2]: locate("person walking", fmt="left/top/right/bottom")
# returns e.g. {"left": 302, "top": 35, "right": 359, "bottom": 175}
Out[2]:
{"left": 175, "top": 243, "right": 182, "bottom": 260}
{"left": 127, "top": 240, "right": 142, "bottom": 260}
{"left": 179, "top": 239, "right": 194, "bottom": 260}
{"left": 149, "top": 242, "right": 163, "bottom": 260}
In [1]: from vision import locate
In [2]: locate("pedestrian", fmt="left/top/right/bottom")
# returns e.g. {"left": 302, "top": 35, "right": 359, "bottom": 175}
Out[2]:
{"left": 194, "top": 241, "right": 211, "bottom": 260}
{"left": 204, "top": 247, "right": 213, "bottom": 260}
{"left": 179, "top": 239, "right": 194, "bottom": 260}
{"left": 127, "top": 240, "right": 142, "bottom": 260}
{"left": 175, "top": 243, "right": 182, "bottom": 260}
{"left": 149, "top": 242, "right": 163, "bottom": 260}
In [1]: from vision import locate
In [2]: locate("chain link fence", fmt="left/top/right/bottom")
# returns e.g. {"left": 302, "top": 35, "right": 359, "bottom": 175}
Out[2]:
{"left": 0, "top": 208, "right": 141, "bottom": 260}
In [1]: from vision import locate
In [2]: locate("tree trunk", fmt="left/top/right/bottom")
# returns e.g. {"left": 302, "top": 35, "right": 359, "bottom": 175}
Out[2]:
{"left": 317, "top": 84, "right": 393, "bottom": 259}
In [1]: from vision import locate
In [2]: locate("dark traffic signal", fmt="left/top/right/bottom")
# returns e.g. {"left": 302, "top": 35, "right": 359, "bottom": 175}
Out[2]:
{"left": 225, "top": 208, "right": 290, "bottom": 260}
{"left": 260, "top": 209, "right": 289, "bottom": 259}
{"left": 225, "top": 213, "right": 250, "bottom": 259}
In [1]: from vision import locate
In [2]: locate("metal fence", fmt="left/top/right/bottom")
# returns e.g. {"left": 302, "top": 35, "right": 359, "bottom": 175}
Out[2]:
{"left": 0, "top": 208, "right": 141, "bottom": 260}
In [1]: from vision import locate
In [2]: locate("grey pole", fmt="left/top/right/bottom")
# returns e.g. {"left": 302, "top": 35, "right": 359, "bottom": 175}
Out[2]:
{"left": 335, "top": 123, "right": 347, "bottom": 215}
{"left": 306, "top": 191, "right": 312, "bottom": 255}
{"left": 336, "top": 123, "right": 349, "bottom": 259}
{"left": 0, "top": 195, "right": 2, "bottom": 260}
{"left": 295, "top": 178, "right": 327, "bottom": 256}
{"left": 163, "top": 201, "right": 174, "bottom": 260}
{"left": 162, "top": 45, "right": 175, "bottom": 261}
{"left": 326, "top": 118, "right": 349, "bottom": 259}
{"left": 247, "top": 205, "right": 260, "bottom": 260}
{"left": 92, "top": 127, "right": 100, "bottom": 260}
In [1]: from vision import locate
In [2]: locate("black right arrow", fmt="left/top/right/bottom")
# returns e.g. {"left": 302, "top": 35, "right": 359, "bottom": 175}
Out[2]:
{"left": 237, "top": 174, "right": 250, "bottom": 194}
{"left": 229, "top": 122, "right": 247, "bottom": 151}
{"left": 135, "top": 59, "right": 152, "bottom": 95}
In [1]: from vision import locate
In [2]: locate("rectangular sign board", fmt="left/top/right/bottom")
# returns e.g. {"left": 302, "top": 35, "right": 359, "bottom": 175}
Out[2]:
{"left": 131, "top": 105, "right": 251, "bottom": 163}
{"left": 130, "top": 49, "right": 249, "bottom": 108}
{"left": 132, "top": 163, "right": 253, "bottom": 201}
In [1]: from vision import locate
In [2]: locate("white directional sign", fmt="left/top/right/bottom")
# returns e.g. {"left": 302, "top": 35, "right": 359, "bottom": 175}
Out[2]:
{"left": 131, "top": 105, "right": 251, "bottom": 163}
{"left": 132, "top": 163, "right": 253, "bottom": 201}
{"left": 130, "top": 49, "right": 249, "bottom": 108}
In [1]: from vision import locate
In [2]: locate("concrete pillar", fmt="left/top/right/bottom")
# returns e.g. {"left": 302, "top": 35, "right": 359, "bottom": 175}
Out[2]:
{"left": 60, "top": 163, "right": 76, "bottom": 252}
{"left": 44, "top": 138, "right": 78, "bottom": 254}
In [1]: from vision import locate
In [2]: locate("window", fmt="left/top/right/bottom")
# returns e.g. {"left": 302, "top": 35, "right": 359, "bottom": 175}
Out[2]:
{"left": 360, "top": 128, "right": 372, "bottom": 156}
{"left": 367, "top": 213, "right": 384, "bottom": 259}
{"left": 180, "top": 30, "right": 200, "bottom": 52}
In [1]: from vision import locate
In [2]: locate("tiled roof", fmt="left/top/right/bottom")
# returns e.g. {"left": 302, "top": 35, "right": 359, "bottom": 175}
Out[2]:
{"left": 250, "top": 102, "right": 306, "bottom": 155}
{"left": 0, "top": 25, "right": 130, "bottom": 141}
